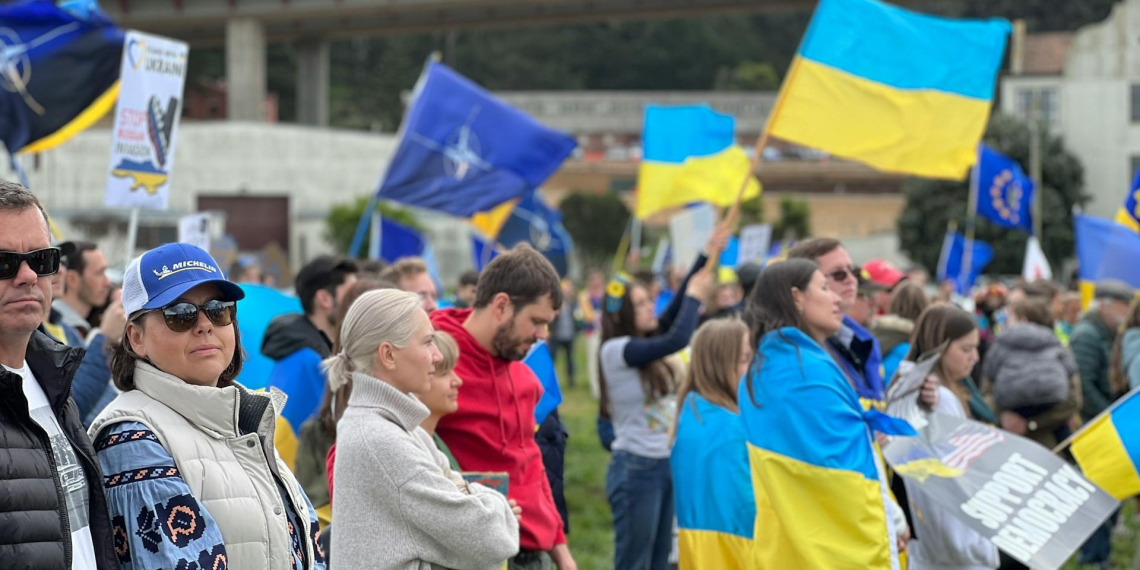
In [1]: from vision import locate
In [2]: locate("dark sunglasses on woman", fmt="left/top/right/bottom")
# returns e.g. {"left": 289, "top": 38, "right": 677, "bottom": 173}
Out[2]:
{"left": 155, "top": 300, "right": 237, "bottom": 333}
{"left": 0, "top": 248, "right": 61, "bottom": 280}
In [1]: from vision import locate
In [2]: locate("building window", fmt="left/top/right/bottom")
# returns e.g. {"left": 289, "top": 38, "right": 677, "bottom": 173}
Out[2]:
{"left": 1132, "top": 85, "right": 1140, "bottom": 123}
{"left": 1016, "top": 87, "right": 1059, "bottom": 126}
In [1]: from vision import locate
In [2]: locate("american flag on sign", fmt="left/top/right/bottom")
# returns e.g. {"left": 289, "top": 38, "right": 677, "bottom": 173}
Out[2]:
{"left": 935, "top": 422, "right": 1004, "bottom": 470}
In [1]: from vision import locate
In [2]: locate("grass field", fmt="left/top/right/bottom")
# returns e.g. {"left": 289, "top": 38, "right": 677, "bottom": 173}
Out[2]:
{"left": 554, "top": 344, "right": 1140, "bottom": 570}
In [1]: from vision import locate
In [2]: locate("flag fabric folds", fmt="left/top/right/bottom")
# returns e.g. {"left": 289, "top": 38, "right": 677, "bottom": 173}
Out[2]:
{"left": 378, "top": 217, "right": 426, "bottom": 262}
{"left": 525, "top": 341, "right": 562, "bottom": 426}
{"left": 936, "top": 232, "right": 994, "bottom": 294}
{"left": 495, "top": 192, "right": 574, "bottom": 277}
{"left": 975, "top": 145, "right": 1034, "bottom": 231}
{"left": 377, "top": 62, "right": 577, "bottom": 218}
{"left": 767, "top": 0, "right": 1010, "bottom": 180}
{"left": 1071, "top": 388, "right": 1140, "bottom": 500}
{"left": 1074, "top": 214, "right": 1140, "bottom": 305}
{"left": 672, "top": 393, "right": 755, "bottom": 569}
{"left": 0, "top": 1, "right": 123, "bottom": 154}
{"left": 1115, "top": 168, "right": 1140, "bottom": 233}
{"left": 740, "top": 328, "right": 902, "bottom": 569}
{"left": 636, "top": 105, "right": 760, "bottom": 219}
{"left": 1022, "top": 235, "right": 1052, "bottom": 281}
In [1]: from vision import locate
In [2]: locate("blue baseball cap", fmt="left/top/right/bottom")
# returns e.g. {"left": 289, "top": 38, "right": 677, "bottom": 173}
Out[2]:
{"left": 122, "top": 243, "right": 245, "bottom": 317}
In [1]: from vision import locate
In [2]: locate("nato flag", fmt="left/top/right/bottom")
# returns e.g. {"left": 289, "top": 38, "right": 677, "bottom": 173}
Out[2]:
{"left": 377, "top": 62, "right": 577, "bottom": 218}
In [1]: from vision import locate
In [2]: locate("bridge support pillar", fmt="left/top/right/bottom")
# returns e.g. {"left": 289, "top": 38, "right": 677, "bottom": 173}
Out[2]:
{"left": 296, "top": 40, "right": 330, "bottom": 126}
{"left": 225, "top": 18, "right": 267, "bottom": 122}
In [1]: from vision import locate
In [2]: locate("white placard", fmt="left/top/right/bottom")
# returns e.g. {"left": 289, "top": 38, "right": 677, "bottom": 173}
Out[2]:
{"left": 105, "top": 31, "right": 188, "bottom": 210}
{"left": 668, "top": 203, "right": 717, "bottom": 270}
{"left": 177, "top": 213, "right": 211, "bottom": 252}
{"left": 738, "top": 224, "right": 773, "bottom": 264}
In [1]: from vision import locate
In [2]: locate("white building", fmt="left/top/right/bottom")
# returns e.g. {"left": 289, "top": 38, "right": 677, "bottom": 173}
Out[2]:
{"left": 1000, "top": 0, "right": 1140, "bottom": 220}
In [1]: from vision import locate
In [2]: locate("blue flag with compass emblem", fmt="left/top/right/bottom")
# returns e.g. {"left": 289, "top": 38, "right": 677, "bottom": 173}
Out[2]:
{"left": 0, "top": 1, "right": 123, "bottom": 154}
{"left": 376, "top": 62, "right": 577, "bottom": 217}
{"left": 975, "top": 145, "right": 1034, "bottom": 232}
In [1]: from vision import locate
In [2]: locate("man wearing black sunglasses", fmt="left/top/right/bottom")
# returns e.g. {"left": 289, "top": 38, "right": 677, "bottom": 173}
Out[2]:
{"left": 788, "top": 237, "right": 886, "bottom": 411}
{"left": 0, "top": 181, "right": 119, "bottom": 569}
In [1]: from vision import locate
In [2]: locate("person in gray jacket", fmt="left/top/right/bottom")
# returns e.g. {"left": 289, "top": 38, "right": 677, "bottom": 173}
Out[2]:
{"left": 981, "top": 298, "right": 1080, "bottom": 449}
{"left": 328, "top": 289, "right": 520, "bottom": 570}
{"left": 1111, "top": 299, "right": 1140, "bottom": 393}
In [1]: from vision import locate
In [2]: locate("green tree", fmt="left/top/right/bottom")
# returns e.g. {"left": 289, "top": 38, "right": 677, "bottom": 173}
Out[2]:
{"left": 560, "top": 192, "right": 630, "bottom": 271}
{"left": 897, "top": 114, "right": 1088, "bottom": 277}
{"left": 324, "top": 197, "right": 422, "bottom": 258}
{"left": 774, "top": 196, "right": 811, "bottom": 240}
{"left": 714, "top": 61, "right": 780, "bottom": 91}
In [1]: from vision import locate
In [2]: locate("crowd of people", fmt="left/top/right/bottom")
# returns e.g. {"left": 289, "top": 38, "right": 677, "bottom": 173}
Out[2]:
{"left": 0, "top": 177, "right": 1134, "bottom": 570}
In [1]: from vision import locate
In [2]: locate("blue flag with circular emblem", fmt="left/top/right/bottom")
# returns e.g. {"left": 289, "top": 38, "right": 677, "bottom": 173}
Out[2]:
{"left": 975, "top": 144, "right": 1034, "bottom": 232}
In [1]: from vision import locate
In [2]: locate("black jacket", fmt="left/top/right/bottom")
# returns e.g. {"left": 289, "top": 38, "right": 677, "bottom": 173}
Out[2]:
{"left": 0, "top": 332, "right": 118, "bottom": 570}
{"left": 261, "top": 313, "right": 333, "bottom": 360}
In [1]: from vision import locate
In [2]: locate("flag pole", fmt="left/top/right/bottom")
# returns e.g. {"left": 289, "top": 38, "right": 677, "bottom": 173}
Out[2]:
{"left": 1029, "top": 91, "right": 1044, "bottom": 239}
{"left": 961, "top": 148, "right": 981, "bottom": 292}
{"left": 721, "top": 56, "right": 802, "bottom": 231}
{"left": 1053, "top": 384, "right": 1140, "bottom": 454}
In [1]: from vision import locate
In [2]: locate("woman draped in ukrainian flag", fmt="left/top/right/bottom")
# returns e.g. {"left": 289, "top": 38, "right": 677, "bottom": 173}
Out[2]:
{"left": 739, "top": 259, "right": 907, "bottom": 569}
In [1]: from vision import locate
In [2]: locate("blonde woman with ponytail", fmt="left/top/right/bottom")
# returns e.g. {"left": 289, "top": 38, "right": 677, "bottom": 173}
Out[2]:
{"left": 328, "top": 289, "right": 520, "bottom": 569}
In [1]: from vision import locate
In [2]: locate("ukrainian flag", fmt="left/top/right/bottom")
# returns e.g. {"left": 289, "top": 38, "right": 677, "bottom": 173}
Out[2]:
{"left": 740, "top": 327, "right": 903, "bottom": 569}
{"left": 1071, "top": 388, "right": 1140, "bottom": 500}
{"left": 1114, "top": 168, "right": 1140, "bottom": 233}
{"left": 636, "top": 105, "right": 760, "bottom": 219}
{"left": 767, "top": 0, "right": 1010, "bottom": 180}
{"left": 672, "top": 393, "right": 754, "bottom": 570}
{"left": 1074, "top": 214, "right": 1140, "bottom": 307}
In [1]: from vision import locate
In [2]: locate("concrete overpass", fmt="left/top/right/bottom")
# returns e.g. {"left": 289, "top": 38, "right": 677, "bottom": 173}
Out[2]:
{"left": 100, "top": 0, "right": 830, "bottom": 127}
{"left": 100, "top": 0, "right": 943, "bottom": 128}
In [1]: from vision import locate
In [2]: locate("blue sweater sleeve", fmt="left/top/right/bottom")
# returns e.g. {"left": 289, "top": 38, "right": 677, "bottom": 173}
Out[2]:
{"left": 94, "top": 422, "right": 228, "bottom": 570}
{"left": 71, "top": 333, "right": 112, "bottom": 421}
{"left": 622, "top": 296, "right": 702, "bottom": 368}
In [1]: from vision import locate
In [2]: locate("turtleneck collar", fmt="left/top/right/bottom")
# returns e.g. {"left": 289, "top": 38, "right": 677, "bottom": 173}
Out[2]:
{"left": 348, "top": 372, "right": 430, "bottom": 433}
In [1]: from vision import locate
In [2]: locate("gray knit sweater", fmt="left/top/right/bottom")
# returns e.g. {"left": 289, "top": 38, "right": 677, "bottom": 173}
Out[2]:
{"left": 331, "top": 372, "right": 519, "bottom": 569}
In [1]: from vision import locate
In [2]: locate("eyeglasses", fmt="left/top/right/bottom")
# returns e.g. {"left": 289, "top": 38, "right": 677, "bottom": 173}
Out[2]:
{"left": 156, "top": 300, "right": 236, "bottom": 333}
{"left": 825, "top": 266, "right": 858, "bottom": 282}
{"left": 0, "top": 248, "right": 61, "bottom": 280}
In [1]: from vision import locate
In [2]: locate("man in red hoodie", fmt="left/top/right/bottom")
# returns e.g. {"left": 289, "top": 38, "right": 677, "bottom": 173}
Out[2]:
{"left": 431, "top": 246, "right": 577, "bottom": 570}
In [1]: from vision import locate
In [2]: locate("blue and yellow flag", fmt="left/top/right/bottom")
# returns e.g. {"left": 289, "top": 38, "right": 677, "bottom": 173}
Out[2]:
{"left": 740, "top": 327, "right": 905, "bottom": 569}
{"left": 1074, "top": 214, "right": 1140, "bottom": 307}
{"left": 672, "top": 393, "right": 755, "bottom": 570}
{"left": 0, "top": 1, "right": 123, "bottom": 154}
{"left": 1115, "top": 168, "right": 1140, "bottom": 233}
{"left": 636, "top": 105, "right": 760, "bottom": 219}
{"left": 768, "top": 0, "right": 1010, "bottom": 180}
{"left": 975, "top": 145, "right": 1034, "bottom": 231}
{"left": 1071, "top": 388, "right": 1140, "bottom": 500}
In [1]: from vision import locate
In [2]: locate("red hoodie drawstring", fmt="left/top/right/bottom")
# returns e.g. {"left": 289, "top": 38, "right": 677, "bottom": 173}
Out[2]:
{"left": 490, "top": 359, "right": 510, "bottom": 452}
{"left": 505, "top": 366, "right": 527, "bottom": 447}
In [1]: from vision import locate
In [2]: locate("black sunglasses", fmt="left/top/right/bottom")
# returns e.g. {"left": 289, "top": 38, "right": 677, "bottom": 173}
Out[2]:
{"left": 0, "top": 248, "right": 61, "bottom": 280}
{"left": 825, "top": 266, "right": 858, "bottom": 282}
{"left": 155, "top": 300, "right": 236, "bottom": 333}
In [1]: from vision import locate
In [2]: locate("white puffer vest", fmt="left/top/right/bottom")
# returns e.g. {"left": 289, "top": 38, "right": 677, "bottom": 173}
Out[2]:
{"left": 89, "top": 362, "right": 316, "bottom": 570}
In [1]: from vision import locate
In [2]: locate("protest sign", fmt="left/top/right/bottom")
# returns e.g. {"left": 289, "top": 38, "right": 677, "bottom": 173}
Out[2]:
{"left": 738, "top": 224, "right": 773, "bottom": 264}
{"left": 177, "top": 213, "right": 211, "bottom": 252}
{"left": 884, "top": 414, "right": 1118, "bottom": 570}
{"left": 105, "top": 31, "right": 188, "bottom": 210}
{"left": 668, "top": 204, "right": 716, "bottom": 270}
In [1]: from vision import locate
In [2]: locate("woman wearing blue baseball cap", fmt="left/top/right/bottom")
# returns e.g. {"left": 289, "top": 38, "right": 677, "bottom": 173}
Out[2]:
{"left": 87, "top": 243, "right": 326, "bottom": 570}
